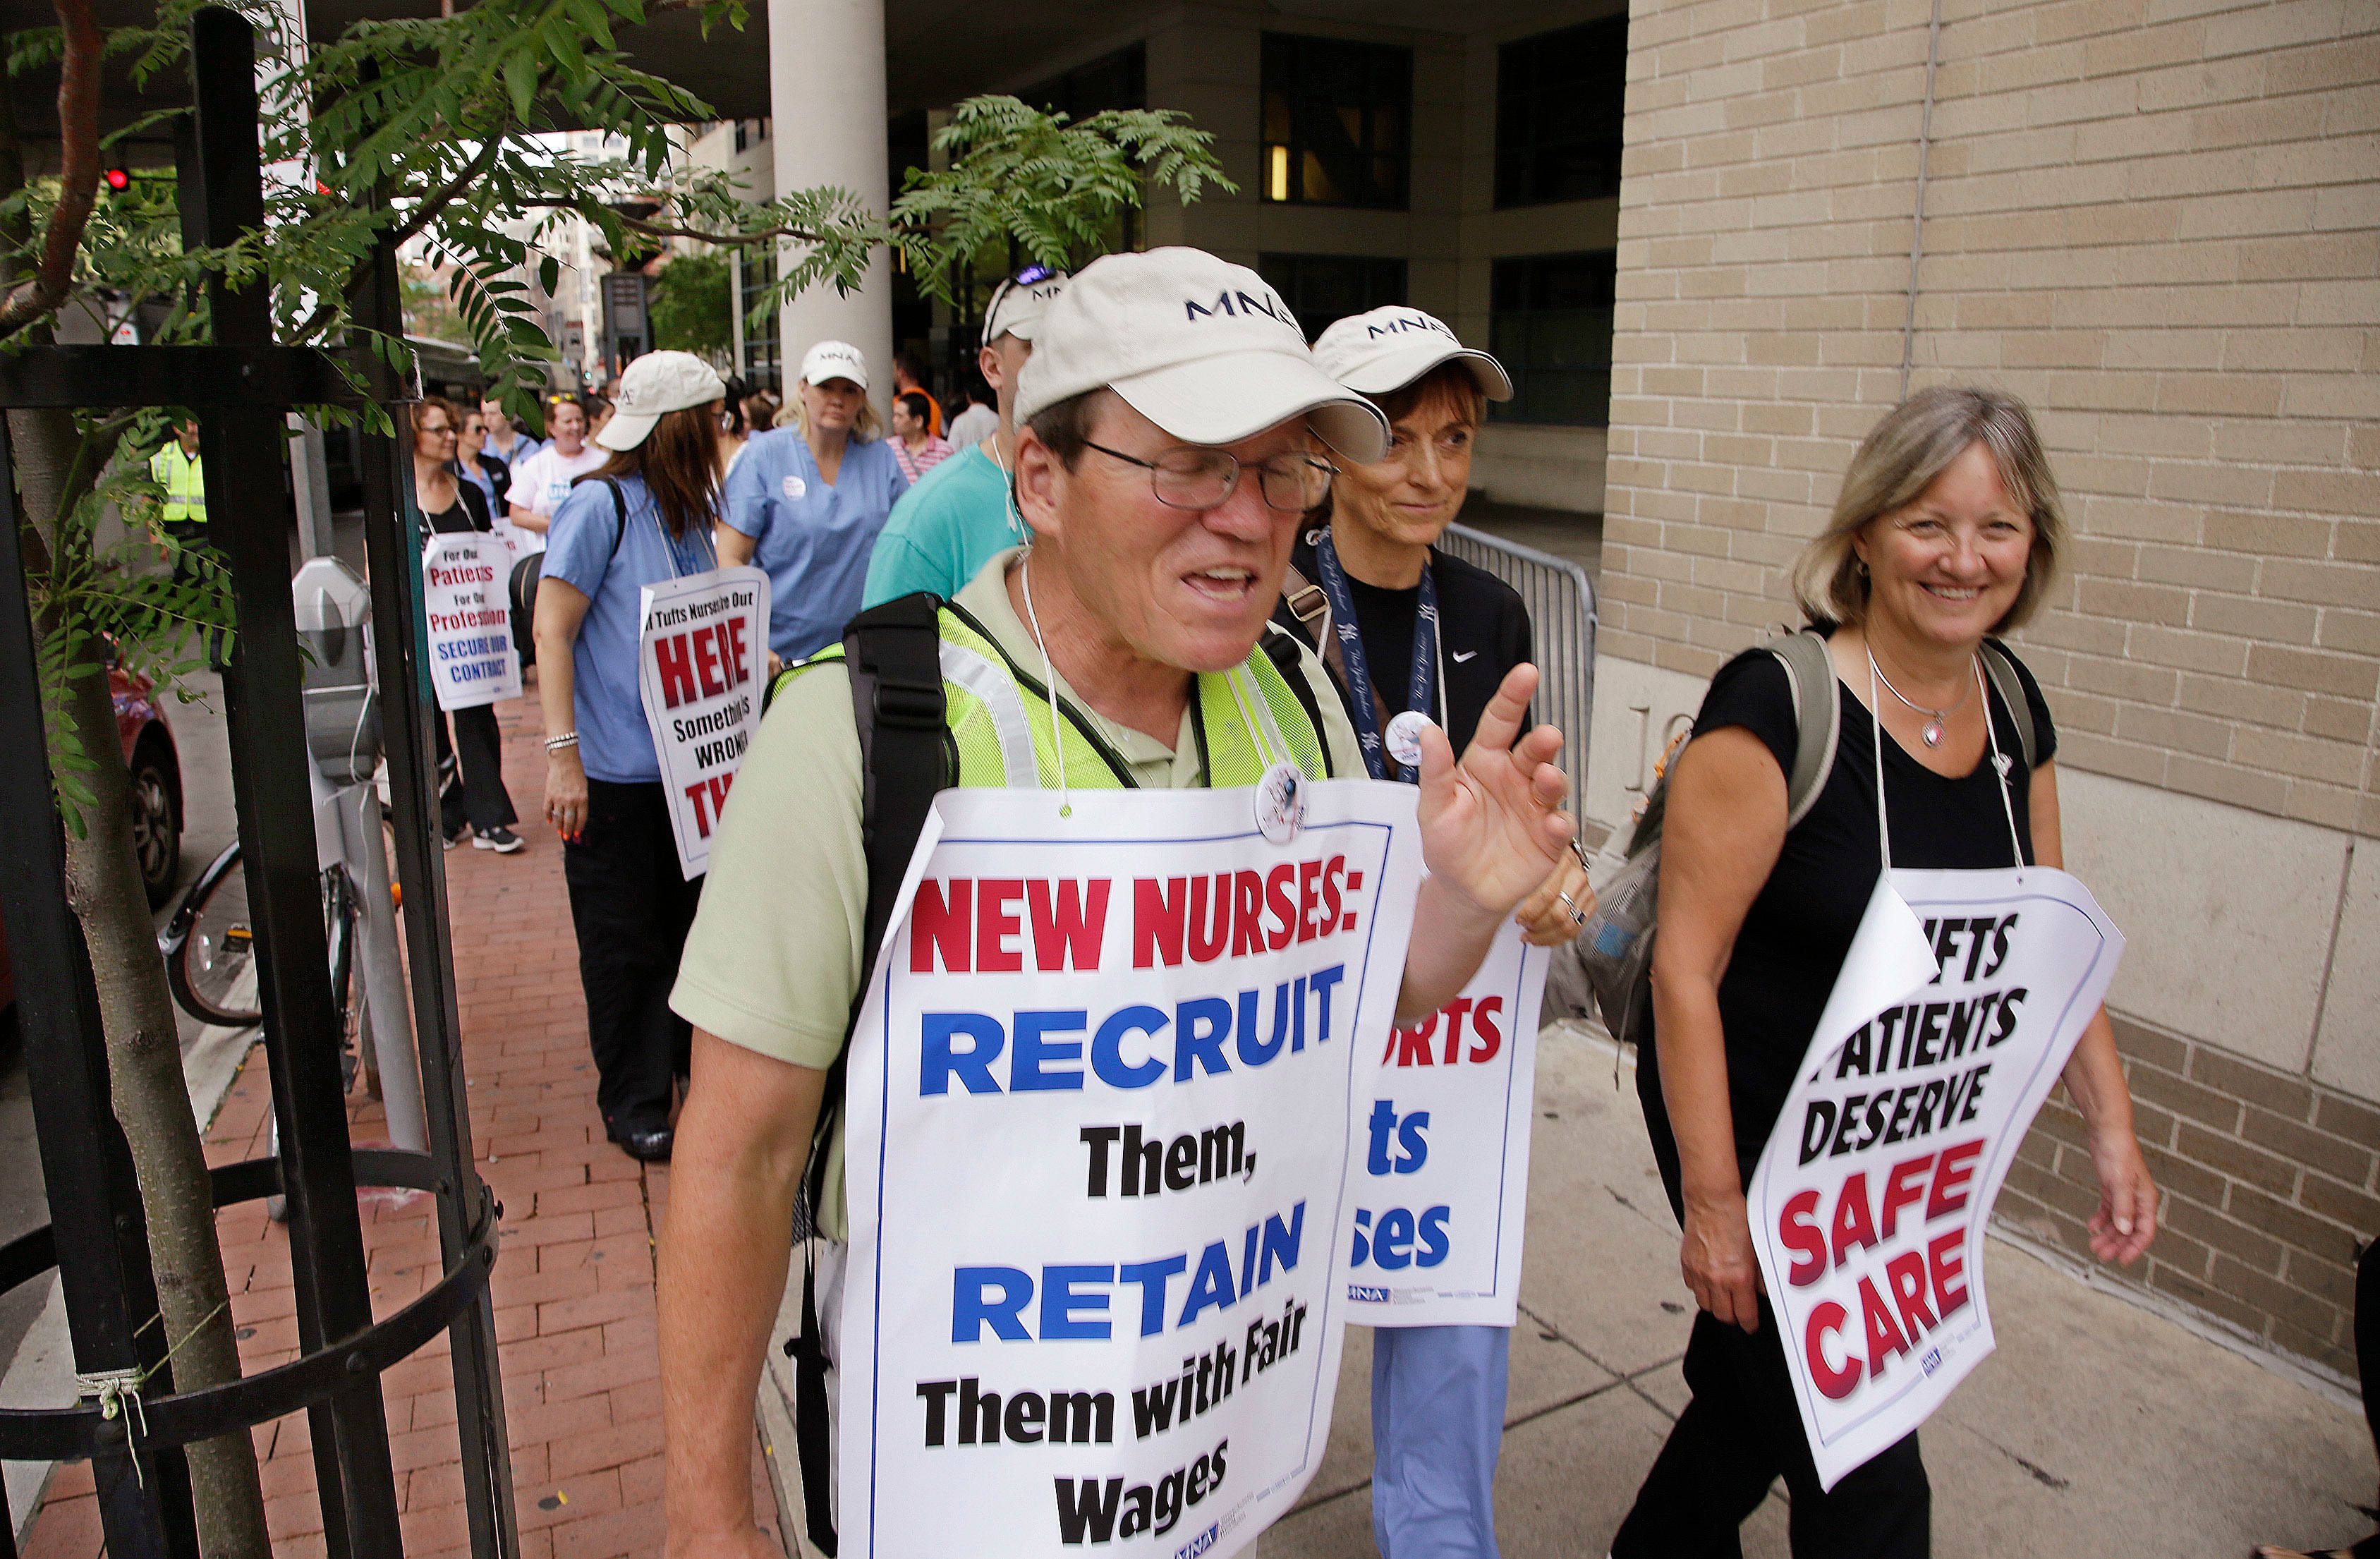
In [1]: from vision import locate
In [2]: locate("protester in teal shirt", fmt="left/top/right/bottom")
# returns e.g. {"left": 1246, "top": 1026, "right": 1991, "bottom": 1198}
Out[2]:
{"left": 861, "top": 441, "right": 1019, "bottom": 605}
{"left": 861, "top": 263, "right": 1067, "bottom": 605}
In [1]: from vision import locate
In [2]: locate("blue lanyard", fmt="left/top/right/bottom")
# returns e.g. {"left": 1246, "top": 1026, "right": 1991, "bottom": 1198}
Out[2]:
{"left": 1313, "top": 528, "right": 1438, "bottom": 783}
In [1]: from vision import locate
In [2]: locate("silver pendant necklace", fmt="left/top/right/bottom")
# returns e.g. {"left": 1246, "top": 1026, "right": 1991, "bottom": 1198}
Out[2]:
{"left": 1867, "top": 645, "right": 1975, "bottom": 748}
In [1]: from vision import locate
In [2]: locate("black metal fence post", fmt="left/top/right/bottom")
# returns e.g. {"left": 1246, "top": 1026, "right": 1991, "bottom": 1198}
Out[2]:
{"left": 0, "top": 424, "right": 202, "bottom": 1558}
{"left": 353, "top": 192, "right": 523, "bottom": 1559}
{"left": 185, "top": 11, "right": 401, "bottom": 1555}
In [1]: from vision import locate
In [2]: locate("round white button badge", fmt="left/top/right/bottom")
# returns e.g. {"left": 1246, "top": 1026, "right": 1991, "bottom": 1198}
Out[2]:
{"left": 1386, "top": 710, "right": 1436, "bottom": 769}
{"left": 1255, "top": 763, "right": 1304, "bottom": 845}
{"left": 782, "top": 475, "right": 807, "bottom": 500}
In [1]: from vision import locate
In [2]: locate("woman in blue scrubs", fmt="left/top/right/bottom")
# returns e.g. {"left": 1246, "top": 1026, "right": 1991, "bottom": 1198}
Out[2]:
{"left": 717, "top": 339, "right": 910, "bottom": 663}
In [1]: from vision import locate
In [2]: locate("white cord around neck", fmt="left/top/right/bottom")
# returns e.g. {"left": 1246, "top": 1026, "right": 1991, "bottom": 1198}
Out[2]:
{"left": 1017, "top": 554, "right": 1069, "bottom": 815}
{"left": 1866, "top": 647, "right": 2027, "bottom": 877}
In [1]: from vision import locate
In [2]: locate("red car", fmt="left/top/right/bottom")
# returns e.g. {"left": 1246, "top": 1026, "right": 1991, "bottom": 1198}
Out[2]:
{"left": 0, "top": 660, "right": 183, "bottom": 1009}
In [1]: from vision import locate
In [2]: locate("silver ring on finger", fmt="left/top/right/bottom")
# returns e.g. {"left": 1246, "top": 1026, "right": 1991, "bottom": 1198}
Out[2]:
{"left": 1558, "top": 890, "right": 1586, "bottom": 925}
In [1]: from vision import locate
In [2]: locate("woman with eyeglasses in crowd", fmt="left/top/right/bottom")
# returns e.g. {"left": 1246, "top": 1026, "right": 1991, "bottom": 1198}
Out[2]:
{"left": 1273, "top": 308, "right": 1594, "bottom": 1559}
{"left": 412, "top": 396, "right": 524, "bottom": 854}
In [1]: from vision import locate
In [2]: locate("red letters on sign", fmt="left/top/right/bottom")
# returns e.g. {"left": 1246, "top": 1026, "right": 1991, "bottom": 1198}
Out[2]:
{"left": 1926, "top": 1139, "right": 1984, "bottom": 1220}
{"left": 914, "top": 878, "right": 1115, "bottom": 973}
{"left": 692, "top": 622, "right": 726, "bottom": 699}
{"left": 655, "top": 633, "right": 698, "bottom": 709}
{"left": 1780, "top": 1189, "right": 1826, "bottom": 1287}
{"left": 1808, "top": 1302, "right": 1859, "bottom": 1400}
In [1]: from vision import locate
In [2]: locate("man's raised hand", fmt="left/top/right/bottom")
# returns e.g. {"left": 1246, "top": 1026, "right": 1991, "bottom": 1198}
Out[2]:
{"left": 1416, "top": 662, "right": 1575, "bottom": 919}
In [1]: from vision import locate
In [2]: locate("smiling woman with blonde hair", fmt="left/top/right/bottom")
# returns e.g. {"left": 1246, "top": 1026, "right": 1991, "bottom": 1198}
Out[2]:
{"left": 1611, "top": 384, "right": 2156, "bottom": 1558}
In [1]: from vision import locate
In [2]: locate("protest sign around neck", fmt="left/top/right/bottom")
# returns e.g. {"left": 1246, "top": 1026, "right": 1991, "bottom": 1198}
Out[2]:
{"left": 1344, "top": 921, "right": 1547, "bottom": 1328}
{"left": 1746, "top": 866, "right": 2124, "bottom": 1491}
{"left": 636, "top": 565, "right": 770, "bottom": 880}
{"left": 422, "top": 533, "right": 521, "bottom": 711}
{"left": 838, "top": 780, "right": 1421, "bottom": 1558}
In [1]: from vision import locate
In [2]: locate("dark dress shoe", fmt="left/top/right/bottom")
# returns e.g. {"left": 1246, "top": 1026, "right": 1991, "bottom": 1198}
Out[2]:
{"left": 612, "top": 1124, "right": 673, "bottom": 1162}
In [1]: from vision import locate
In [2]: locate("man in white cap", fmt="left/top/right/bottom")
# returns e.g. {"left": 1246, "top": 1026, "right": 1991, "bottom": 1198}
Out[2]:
{"left": 655, "top": 248, "right": 1578, "bottom": 1558}
{"left": 861, "top": 263, "right": 1069, "bottom": 605}
{"left": 718, "top": 339, "right": 911, "bottom": 661}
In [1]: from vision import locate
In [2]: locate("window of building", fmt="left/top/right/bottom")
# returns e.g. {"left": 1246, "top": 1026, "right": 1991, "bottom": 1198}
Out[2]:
{"left": 732, "top": 118, "right": 770, "bottom": 154}
{"left": 1495, "top": 15, "right": 1627, "bottom": 209}
{"left": 1021, "top": 42, "right": 1146, "bottom": 121}
{"left": 1256, "top": 253, "right": 1407, "bottom": 342}
{"left": 1488, "top": 250, "right": 1615, "bottom": 425}
{"left": 1261, "top": 34, "right": 1411, "bottom": 210}
{"left": 737, "top": 248, "right": 780, "bottom": 392}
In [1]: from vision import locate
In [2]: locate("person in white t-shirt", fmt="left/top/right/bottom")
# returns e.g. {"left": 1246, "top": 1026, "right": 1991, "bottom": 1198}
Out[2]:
{"left": 504, "top": 397, "right": 609, "bottom": 553}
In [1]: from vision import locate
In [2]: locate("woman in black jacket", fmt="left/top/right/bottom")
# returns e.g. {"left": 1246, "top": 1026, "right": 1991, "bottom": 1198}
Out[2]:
{"left": 1273, "top": 307, "right": 1591, "bottom": 1559}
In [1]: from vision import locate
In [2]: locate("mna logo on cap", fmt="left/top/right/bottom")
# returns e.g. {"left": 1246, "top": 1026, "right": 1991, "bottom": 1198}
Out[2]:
{"left": 1184, "top": 288, "right": 1297, "bottom": 330}
{"left": 1366, "top": 313, "right": 1457, "bottom": 342}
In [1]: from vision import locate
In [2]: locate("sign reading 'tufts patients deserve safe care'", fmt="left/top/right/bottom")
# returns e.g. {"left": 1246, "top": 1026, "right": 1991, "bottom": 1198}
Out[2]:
{"left": 839, "top": 781, "right": 1422, "bottom": 1558}
{"left": 636, "top": 565, "right": 770, "bottom": 880}
{"left": 1343, "top": 923, "right": 1546, "bottom": 1328}
{"left": 1746, "top": 866, "right": 2124, "bottom": 1491}
{"left": 423, "top": 533, "right": 521, "bottom": 711}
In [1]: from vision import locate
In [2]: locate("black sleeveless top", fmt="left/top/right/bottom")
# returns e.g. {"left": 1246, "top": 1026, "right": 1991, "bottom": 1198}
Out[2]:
{"left": 1637, "top": 635, "right": 2058, "bottom": 1215}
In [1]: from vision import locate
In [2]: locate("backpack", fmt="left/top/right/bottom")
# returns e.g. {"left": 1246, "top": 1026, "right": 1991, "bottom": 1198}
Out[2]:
{"left": 506, "top": 478, "right": 628, "bottom": 668}
{"left": 1572, "top": 631, "right": 2036, "bottom": 1052}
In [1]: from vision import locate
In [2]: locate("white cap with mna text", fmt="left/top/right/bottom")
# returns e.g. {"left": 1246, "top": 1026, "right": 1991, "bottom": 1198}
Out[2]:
{"left": 983, "top": 266, "right": 1070, "bottom": 347}
{"left": 1312, "top": 306, "right": 1513, "bottom": 404}
{"left": 595, "top": 350, "right": 727, "bottom": 451}
{"left": 1014, "top": 248, "right": 1390, "bottom": 463}
{"left": 799, "top": 339, "right": 870, "bottom": 392}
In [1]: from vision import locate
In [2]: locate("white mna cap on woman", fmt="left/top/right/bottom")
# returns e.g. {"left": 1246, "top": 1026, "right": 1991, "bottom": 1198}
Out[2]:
{"left": 799, "top": 339, "right": 870, "bottom": 391}
{"left": 596, "top": 350, "right": 727, "bottom": 451}
{"left": 1014, "top": 247, "right": 1390, "bottom": 463}
{"left": 1312, "top": 306, "right": 1513, "bottom": 404}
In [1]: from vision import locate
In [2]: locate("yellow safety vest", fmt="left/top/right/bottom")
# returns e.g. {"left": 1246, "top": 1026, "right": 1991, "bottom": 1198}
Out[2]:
{"left": 150, "top": 443, "right": 206, "bottom": 528}
{"left": 779, "top": 599, "right": 1334, "bottom": 791}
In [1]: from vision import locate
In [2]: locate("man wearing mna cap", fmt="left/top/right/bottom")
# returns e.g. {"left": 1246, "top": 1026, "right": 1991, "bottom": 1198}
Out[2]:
{"left": 655, "top": 247, "right": 1579, "bottom": 1557}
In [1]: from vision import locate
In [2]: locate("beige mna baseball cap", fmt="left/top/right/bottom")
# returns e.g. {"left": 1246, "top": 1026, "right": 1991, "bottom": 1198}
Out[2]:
{"left": 1013, "top": 248, "right": 1390, "bottom": 463}
{"left": 1313, "top": 306, "right": 1514, "bottom": 404}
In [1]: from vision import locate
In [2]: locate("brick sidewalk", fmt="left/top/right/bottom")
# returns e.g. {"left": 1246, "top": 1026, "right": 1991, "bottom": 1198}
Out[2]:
{"left": 25, "top": 688, "right": 781, "bottom": 1558}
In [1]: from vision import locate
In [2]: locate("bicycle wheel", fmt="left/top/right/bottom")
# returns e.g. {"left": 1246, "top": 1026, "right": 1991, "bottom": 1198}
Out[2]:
{"left": 167, "top": 850, "right": 262, "bottom": 1027}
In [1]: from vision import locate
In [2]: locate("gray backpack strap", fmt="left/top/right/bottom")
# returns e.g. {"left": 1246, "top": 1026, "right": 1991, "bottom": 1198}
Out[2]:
{"left": 1766, "top": 629, "right": 1841, "bottom": 830}
{"left": 1978, "top": 639, "right": 2038, "bottom": 771}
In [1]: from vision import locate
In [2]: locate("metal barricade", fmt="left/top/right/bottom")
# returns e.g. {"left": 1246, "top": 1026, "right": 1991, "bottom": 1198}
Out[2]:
{"left": 1435, "top": 523, "right": 1598, "bottom": 799}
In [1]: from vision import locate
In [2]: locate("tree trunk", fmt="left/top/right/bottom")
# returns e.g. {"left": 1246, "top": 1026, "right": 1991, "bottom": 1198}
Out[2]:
{"left": 15, "top": 404, "right": 271, "bottom": 1558}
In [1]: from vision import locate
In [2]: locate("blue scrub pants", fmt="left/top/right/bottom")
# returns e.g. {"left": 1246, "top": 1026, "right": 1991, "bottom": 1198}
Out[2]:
{"left": 1370, "top": 1323, "right": 1510, "bottom": 1558}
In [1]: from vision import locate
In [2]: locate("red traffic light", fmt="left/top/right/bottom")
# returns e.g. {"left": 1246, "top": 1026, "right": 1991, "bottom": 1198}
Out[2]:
{"left": 104, "top": 168, "right": 130, "bottom": 190}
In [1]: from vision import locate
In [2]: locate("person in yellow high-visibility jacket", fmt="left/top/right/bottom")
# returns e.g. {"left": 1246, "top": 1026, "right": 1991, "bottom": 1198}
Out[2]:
{"left": 150, "top": 420, "right": 222, "bottom": 659}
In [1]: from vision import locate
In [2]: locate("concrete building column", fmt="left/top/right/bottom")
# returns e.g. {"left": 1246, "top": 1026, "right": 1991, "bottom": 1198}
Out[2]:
{"left": 767, "top": 0, "right": 894, "bottom": 418}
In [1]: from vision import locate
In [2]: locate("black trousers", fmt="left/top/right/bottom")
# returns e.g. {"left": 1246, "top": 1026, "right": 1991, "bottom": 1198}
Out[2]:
{"left": 435, "top": 703, "right": 518, "bottom": 836}
{"left": 1612, "top": 1303, "right": 1931, "bottom": 1559}
{"left": 561, "top": 779, "right": 701, "bottom": 1135}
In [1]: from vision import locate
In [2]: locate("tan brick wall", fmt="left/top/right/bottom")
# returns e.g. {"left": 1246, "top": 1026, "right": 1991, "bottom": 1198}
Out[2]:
{"left": 1608, "top": 0, "right": 2380, "bottom": 835}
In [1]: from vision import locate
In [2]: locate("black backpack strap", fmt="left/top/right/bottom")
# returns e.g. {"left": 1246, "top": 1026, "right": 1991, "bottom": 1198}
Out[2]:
{"left": 599, "top": 475, "right": 629, "bottom": 560}
{"left": 1260, "top": 625, "right": 1337, "bottom": 780}
{"left": 1979, "top": 639, "right": 2038, "bottom": 772}
{"left": 787, "top": 590, "right": 948, "bottom": 1557}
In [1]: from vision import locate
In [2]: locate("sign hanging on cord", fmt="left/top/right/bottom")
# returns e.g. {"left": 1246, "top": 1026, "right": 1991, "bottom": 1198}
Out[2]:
{"left": 636, "top": 564, "right": 770, "bottom": 880}
{"left": 1344, "top": 921, "right": 1546, "bottom": 1328}
{"left": 1744, "top": 864, "right": 2124, "bottom": 1491}
{"left": 422, "top": 533, "right": 521, "bottom": 711}
{"left": 838, "top": 780, "right": 1423, "bottom": 1558}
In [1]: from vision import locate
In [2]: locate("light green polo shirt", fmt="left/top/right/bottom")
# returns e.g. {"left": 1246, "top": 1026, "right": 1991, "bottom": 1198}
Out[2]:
{"left": 668, "top": 548, "right": 1361, "bottom": 1237}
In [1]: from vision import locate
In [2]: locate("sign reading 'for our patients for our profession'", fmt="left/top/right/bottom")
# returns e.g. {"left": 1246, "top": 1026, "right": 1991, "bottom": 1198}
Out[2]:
{"left": 1745, "top": 866, "right": 2124, "bottom": 1491}
{"left": 636, "top": 565, "right": 770, "bottom": 880}
{"left": 839, "top": 780, "right": 1422, "bottom": 1559}
{"left": 1344, "top": 921, "right": 1547, "bottom": 1328}
{"left": 422, "top": 533, "right": 520, "bottom": 711}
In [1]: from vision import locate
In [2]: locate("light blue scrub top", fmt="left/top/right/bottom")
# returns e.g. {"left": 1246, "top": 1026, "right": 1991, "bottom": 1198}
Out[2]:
{"left": 722, "top": 427, "right": 909, "bottom": 660}
{"left": 542, "top": 473, "right": 720, "bottom": 785}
